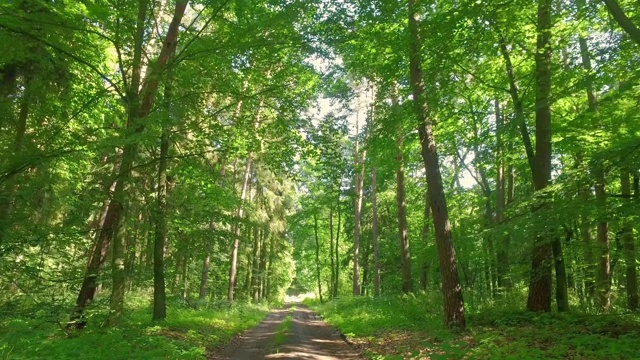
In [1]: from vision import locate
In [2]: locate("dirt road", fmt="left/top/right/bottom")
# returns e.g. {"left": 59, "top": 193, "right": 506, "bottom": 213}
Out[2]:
{"left": 211, "top": 303, "right": 362, "bottom": 360}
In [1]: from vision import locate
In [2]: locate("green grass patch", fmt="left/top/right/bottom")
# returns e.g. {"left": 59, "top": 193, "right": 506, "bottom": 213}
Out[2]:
{"left": 0, "top": 295, "right": 269, "bottom": 360}
{"left": 274, "top": 314, "right": 293, "bottom": 348}
{"left": 306, "top": 294, "right": 640, "bottom": 359}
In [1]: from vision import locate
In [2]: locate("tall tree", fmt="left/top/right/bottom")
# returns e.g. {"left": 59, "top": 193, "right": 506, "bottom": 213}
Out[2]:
{"left": 526, "top": 0, "right": 554, "bottom": 312}
{"left": 407, "top": 0, "right": 465, "bottom": 328}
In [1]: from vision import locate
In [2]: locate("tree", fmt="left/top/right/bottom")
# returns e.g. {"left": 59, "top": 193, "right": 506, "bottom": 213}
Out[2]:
{"left": 526, "top": 0, "right": 554, "bottom": 313}
{"left": 407, "top": 0, "right": 465, "bottom": 328}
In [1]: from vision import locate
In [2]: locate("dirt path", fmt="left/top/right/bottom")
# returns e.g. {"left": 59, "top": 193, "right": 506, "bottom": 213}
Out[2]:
{"left": 210, "top": 303, "right": 362, "bottom": 360}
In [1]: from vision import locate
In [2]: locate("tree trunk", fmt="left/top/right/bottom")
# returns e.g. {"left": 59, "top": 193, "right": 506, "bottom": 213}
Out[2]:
{"left": 408, "top": 0, "right": 465, "bottom": 328}
{"left": 314, "top": 213, "right": 323, "bottom": 302}
{"left": 576, "top": 7, "right": 610, "bottom": 310}
{"left": 595, "top": 167, "right": 611, "bottom": 312}
{"left": 601, "top": 0, "right": 640, "bottom": 46}
{"left": 420, "top": 191, "right": 431, "bottom": 291}
{"left": 106, "top": 0, "right": 187, "bottom": 326}
{"left": 67, "top": 196, "right": 112, "bottom": 328}
{"left": 329, "top": 207, "right": 335, "bottom": 298}
{"left": 622, "top": 171, "right": 639, "bottom": 311}
{"left": 228, "top": 158, "right": 252, "bottom": 302}
{"left": 152, "top": 127, "right": 169, "bottom": 321}
{"left": 353, "top": 115, "right": 364, "bottom": 296}
{"left": 372, "top": 167, "right": 381, "bottom": 296}
{"left": 361, "top": 230, "right": 370, "bottom": 296}
{"left": 526, "top": 0, "right": 553, "bottom": 313}
{"left": 0, "top": 74, "right": 31, "bottom": 230}
{"left": 264, "top": 231, "right": 274, "bottom": 299}
{"left": 552, "top": 238, "right": 569, "bottom": 312}
{"left": 251, "top": 225, "right": 261, "bottom": 301}
{"left": 396, "top": 124, "right": 412, "bottom": 294}
{"left": 499, "top": 39, "right": 535, "bottom": 173}
{"left": 495, "top": 99, "right": 511, "bottom": 292}
{"left": 181, "top": 242, "right": 190, "bottom": 300}
{"left": 335, "top": 203, "right": 341, "bottom": 298}
{"left": 199, "top": 238, "right": 212, "bottom": 300}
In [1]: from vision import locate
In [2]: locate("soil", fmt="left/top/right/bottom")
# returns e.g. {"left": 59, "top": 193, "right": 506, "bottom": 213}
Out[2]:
{"left": 210, "top": 302, "right": 362, "bottom": 360}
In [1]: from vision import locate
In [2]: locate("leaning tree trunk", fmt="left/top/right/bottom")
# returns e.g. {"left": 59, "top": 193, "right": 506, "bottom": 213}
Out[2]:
{"left": 602, "top": 0, "right": 640, "bottom": 46}
{"left": 408, "top": 0, "right": 465, "bottom": 328}
{"left": 526, "top": 0, "right": 554, "bottom": 313}
{"left": 105, "top": 0, "right": 187, "bottom": 327}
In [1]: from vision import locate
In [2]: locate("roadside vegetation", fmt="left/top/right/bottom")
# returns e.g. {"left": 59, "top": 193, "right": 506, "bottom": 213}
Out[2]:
{"left": 308, "top": 294, "right": 640, "bottom": 360}
{"left": 0, "top": 294, "right": 269, "bottom": 360}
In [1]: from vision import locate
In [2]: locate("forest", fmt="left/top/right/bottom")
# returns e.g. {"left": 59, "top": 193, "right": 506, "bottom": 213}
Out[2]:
{"left": 1, "top": 0, "right": 640, "bottom": 359}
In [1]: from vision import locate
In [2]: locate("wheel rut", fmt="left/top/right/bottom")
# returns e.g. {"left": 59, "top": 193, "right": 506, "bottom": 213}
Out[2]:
{"left": 210, "top": 302, "right": 362, "bottom": 360}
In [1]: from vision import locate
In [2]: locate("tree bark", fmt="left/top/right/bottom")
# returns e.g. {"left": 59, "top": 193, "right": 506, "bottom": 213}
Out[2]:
{"left": 227, "top": 158, "right": 252, "bottom": 302}
{"left": 329, "top": 207, "right": 335, "bottom": 298}
{"left": 595, "top": 167, "right": 611, "bottom": 312}
{"left": 335, "top": 202, "right": 341, "bottom": 298}
{"left": 576, "top": 24, "right": 596, "bottom": 299}
{"left": 622, "top": 171, "right": 639, "bottom": 311}
{"left": 106, "top": 0, "right": 187, "bottom": 326}
{"left": 526, "top": 0, "right": 553, "bottom": 313}
{"left": 372, "top": 167, "right": 381, "bottom": 296}
{"left": 353, "top": 115, "right": 365, "bottom": 296}
{"left": 495, "top": 99, "right": 511, "bottom": 292}
{"left": 408, "top": 0, "right": 465, "bottom": 328}
{"left": 552, "top": 237, "right": 569, "bottom": 311}
{"left": 152, "top": 126, "right": 170, "bottom": 321}
{"left": 67, "top": 194, "right": 112, "bottom": 328}
{"left": 314, "top": 213, "right": 323, "bottom": 302}
{"left": 259, "top": 228, "right": 269, "bottom": 300}
{"left": 251, "top": 225, "right": 261, "bottom": 301}
{"left": 395, "top": 117, "right": 412, "bottom": 295}
{"left": 199, "top": 238, "right": 212, "bottom": 300}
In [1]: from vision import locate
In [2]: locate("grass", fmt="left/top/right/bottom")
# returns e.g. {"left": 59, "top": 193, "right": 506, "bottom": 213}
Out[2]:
{"left": 274, "top": 314, "right": 293, "bottom": 348}
{"left": 0, "top": 295, "right": 270, "bottom": 360}
{"left": 274, "top": 305, "right": 295, "bottom": 351}
{"left": 306, "top": 293, "right": 640, "bottom": 359}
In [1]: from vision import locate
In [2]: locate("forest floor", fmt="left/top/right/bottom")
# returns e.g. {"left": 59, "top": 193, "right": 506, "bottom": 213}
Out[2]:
{"left": 210, "top": 302, "right": 362, "bottom": 359}
{"left": 308, "top": 293, "right": 640, "bottom": 359}
{"left": 0, "top": 296, "right": 271, "bottom": 359}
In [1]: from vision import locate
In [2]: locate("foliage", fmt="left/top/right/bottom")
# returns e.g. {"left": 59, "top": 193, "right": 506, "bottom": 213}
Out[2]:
{"left": 0, "top": 293, "right": 268, "bottom": 360}
{"left": 308, "top": 294, "right": 640, "bottom": 359}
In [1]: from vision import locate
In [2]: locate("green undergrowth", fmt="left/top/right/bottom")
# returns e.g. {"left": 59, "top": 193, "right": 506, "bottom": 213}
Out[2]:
{"left": 274, "top": 306, "right": 295, "bottom": 349}
{"left": 274, "top": 315, "right": 293, "bottom": 348}
{"left": 0, "top": 294, "right": 270, "bottom": 360}
{"left": 306, "top": 294, "right": 640, "bottom": 359}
